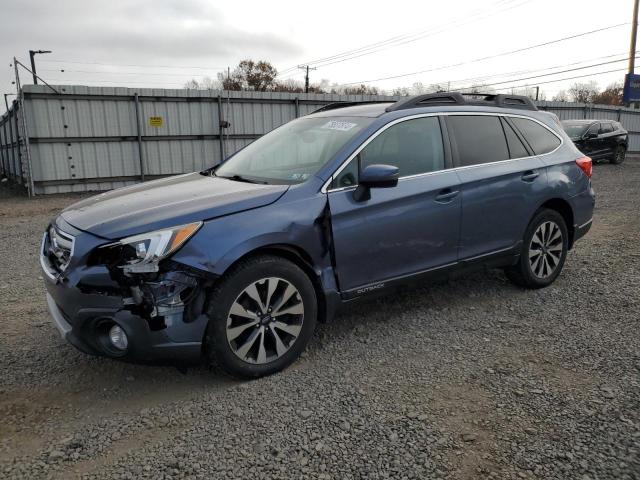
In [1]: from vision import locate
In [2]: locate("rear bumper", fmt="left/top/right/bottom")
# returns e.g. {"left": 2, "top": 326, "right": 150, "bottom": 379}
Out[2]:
{"left": 569, "top": 181, "right": 595, "bottom": 247}
{"left": 574, "top": 218, "right": 593, "bottom": 243}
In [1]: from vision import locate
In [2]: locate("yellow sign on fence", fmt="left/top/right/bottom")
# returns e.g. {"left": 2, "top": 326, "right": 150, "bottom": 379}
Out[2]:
{"left": 149, "top": 116, "right": 163, "bottom": 127}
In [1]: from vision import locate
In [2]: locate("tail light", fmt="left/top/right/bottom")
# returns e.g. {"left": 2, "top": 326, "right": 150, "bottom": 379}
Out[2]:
{"left": 575, "top": 156, "right": 592, "bottom": 178}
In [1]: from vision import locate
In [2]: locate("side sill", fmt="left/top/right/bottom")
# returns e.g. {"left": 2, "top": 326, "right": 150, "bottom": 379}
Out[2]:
{"left": 340, "top": 243, "right": 520, "bottom": 301}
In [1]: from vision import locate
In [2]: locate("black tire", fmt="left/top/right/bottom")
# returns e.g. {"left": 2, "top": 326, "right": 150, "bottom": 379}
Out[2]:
{"left": 204, "top": 255, "right": 317, "bottom": 378}
{"left": 505, "top": 209, "right": 569, "bottom": 289}
{"left": 610, "top": 145, "right": 626, "bottom": 165}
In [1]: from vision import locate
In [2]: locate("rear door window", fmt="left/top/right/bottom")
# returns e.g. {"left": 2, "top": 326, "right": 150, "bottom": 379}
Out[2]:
{"left": 586, "top": 123, "right": 600, "bottom": 136}
{"left": 600, "top": 123, "right": 614, "bottom": 134}
{"left": 511, "top": 117, "right": 561, "bottom": 155}
{"left": 447, "top": 115, "right": 509, "bottom": 166}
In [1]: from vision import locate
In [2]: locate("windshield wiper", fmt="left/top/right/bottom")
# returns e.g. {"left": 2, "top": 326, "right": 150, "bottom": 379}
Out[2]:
{"left": 216, "top": 174, "right": 267, "bottom": 184}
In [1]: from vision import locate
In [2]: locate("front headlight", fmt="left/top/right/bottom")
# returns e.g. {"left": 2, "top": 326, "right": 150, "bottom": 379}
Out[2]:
{"left": 116, "top": 222, "right": 202, "bottom": 273}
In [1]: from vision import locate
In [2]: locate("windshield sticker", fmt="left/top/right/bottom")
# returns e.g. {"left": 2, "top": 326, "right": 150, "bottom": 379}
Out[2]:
{"left": 289, "top": 173, "right": 310, "bottom": 181}
{"left": 321, "top": 120, "right": 358, "bottom": 132}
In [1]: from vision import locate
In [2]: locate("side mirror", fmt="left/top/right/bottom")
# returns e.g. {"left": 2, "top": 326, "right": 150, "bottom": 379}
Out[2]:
{"left": 586, "top": 132, "right": 599, "bottom": 139}
{"left": 353, "top": 164, "right": 399, "bottom": 202}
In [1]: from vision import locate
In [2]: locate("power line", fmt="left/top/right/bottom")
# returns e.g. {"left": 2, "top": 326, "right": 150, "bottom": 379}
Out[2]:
{"left": 432, "top": 52, "right": 627, "bottom": 89}
{"left": 492, "top": 67, "right": 627, "bottom": 92}
{"left": 278, "top": 0, "right": 527, "bottom": 75}
{"left": 455, "top": 55, "right": 637, "bottom": 90}
{"left": 308, "top": 1, "right": 532, "bottom": 70}
{"left": 336, "top": 22, "right": 629, "bottom": 86}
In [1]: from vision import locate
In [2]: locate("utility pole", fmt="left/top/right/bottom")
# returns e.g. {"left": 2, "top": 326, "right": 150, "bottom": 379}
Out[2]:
{"left": 630, "top": 0, "right": 639, "bottom": 75}
{"left": 28, "top": 49, "right": 52, "bottom": 84}
{"left": 298, "top": 65, "right": 317, "bottom": 93}
{"left": 535, "top": 86, "right": 540, "bottom": 101}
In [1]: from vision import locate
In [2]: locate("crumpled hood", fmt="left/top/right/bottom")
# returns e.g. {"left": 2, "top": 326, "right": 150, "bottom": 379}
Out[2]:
{"left": 61, "top": 173, "right": 289, "bottom": 239}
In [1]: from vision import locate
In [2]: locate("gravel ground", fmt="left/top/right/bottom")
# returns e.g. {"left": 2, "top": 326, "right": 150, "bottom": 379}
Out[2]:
{"left": 0, "top": 159, "right": 639, "bottom": 480}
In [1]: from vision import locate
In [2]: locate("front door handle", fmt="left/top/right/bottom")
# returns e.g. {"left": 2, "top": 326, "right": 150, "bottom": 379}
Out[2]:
{"left": 521, "top": 170, "right": 540, "bottom": 182}
{"left": 435, "top": 188, "right": 460, "bottom": 203}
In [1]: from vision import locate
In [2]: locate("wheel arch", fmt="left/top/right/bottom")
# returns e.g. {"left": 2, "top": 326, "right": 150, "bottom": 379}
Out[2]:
{"left": 215, "top": 243, "right": 335, "bottom": 323}
{"left": 537, "top": 198, "right": 575, "bottom": 248}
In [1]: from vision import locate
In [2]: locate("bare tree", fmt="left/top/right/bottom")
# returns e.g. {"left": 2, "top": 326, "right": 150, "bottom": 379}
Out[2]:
{"left": 412, "top": 82, "right": 426, "bottom": 95}
{"left": 273, "top": 78, "right": 327, "bottom": 93}
{"left": 592, "top": 82, "right": 623, "bottom": 106}
{"left": 568, "top": 81, "right": 599, "bottom": 103}
{"left": 552, "top": 90, "right": 569, "bottom": 102}
{"left": 391, "top": 86, "right": 411, "bottom": 96}
{"left": 461, "top": 83, "right": 496, "bottom": 94}
{"left": 184, "top": 79, "right": 200, "bottom": 90}
{"left": 508, "top": 86, "right": 545, "bottom": 101}
{"left": 184, "top": 76, "right": 221, "bottom": 90}
{"left": 331, "top": 84, "right": 380, "bottom": 95}
{"left": 426, "top": 83, "right": 447, "bottom": 93}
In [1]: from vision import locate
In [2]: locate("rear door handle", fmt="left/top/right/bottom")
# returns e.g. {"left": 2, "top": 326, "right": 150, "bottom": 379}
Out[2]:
{"left": 521, "top": 170, "right": 540, "bottom": 182}
{"left": 435, "top": 188, "right": 460, "bottom": 203}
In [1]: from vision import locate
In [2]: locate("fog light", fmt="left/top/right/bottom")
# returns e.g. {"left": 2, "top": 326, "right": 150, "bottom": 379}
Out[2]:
{"left": 108, "top": 325, "right": 128, "bottom": 350}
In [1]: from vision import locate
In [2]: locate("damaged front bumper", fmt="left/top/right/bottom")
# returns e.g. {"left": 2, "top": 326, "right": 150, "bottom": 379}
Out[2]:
{"left": 40, "top": 218, "right": 211, "bottom": 363}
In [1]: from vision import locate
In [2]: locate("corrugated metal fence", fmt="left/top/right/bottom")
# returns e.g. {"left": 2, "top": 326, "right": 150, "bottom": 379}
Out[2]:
{"left": 1, "top": 85, "right": 639, "bottom": 195}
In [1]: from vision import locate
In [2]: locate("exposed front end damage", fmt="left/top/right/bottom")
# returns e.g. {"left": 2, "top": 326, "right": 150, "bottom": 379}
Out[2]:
{"left": 41, "top": 220, "right": 213, "bottom": 363}
{"left": 41, "top": 179, "right": 339, "bottom": 365}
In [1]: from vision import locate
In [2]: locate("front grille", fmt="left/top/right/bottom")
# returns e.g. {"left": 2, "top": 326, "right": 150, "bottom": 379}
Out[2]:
{"left": 45, "top": 226, "right": 74, "bottom": 273}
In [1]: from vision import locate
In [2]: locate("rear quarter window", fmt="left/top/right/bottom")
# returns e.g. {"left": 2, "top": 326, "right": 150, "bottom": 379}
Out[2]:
{"left": 511, "top": 117, "right": 561, "bottom": 155}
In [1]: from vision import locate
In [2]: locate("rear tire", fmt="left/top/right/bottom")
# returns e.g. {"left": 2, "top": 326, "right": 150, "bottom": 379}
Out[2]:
{"left": 610, "top": 145, "right": 626, "bottom": 165}
{"left": 204, "top": 255, "right": 317, "bottom": 378}
{"left": 505, "top": 209, "right": 568, "bottom": 289}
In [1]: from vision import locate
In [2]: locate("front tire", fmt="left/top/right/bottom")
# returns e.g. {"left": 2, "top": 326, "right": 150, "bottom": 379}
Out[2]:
{"left": 610, "top": 145, "right": 626, "bottom": 165}
{"left": 505, "top": 209, "right": 569, "bottom": 289}
{"left": 204, "top": 255, "right": 317, "bottom": 378}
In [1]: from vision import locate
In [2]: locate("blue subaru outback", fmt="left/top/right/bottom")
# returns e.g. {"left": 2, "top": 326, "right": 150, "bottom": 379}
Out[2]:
{"left": 41, "top": 93, "right": 595, "bottom": 377}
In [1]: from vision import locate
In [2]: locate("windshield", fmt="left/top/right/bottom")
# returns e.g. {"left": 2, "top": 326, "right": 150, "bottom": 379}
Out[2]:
{"left": 562, "top": 123, "right": 589, "bottom": 138}
{"left": 214, "top": 117, "right": 372, "bottom": 184}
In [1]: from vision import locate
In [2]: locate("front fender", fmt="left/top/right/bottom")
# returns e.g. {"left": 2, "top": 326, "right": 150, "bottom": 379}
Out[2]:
{"left": 171, "top": 193, "right": 341, "bottom": 320}
{"left": 173, "top": 193, "right": 329, "bottom": 273}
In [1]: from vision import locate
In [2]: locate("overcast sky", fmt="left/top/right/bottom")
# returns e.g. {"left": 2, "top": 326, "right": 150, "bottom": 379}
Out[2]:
{"left": 0, "top": 0, "right": 635, "bottom": 111}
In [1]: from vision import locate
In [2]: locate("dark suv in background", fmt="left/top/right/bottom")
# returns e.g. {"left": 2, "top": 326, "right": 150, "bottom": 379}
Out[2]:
{"left": 562, "top": 119, "right": 628, "bottom": 164}
{"left": 41, "top": 92, "right": 595, "bottom": 378}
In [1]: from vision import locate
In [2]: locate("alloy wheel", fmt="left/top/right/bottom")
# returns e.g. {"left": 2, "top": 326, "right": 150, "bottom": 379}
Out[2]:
{"left": 528, "top": 221, "right": 563, "bottom": 279}
{"left": 226, "top": 277, "right": 304, "bottom": 364}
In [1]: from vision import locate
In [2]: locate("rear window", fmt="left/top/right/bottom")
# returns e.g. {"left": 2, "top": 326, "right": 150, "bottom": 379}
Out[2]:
{"left": 511, "top": 118, "right": 561, "bottom": 155}
{"left": 448, "top": 115, "right": 509, "bottom": 166}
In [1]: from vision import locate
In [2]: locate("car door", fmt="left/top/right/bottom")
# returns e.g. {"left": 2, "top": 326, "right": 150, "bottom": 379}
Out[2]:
{"left": 326, "top": 116, "right": 461, "bottom": 294}
{"left": 598, "top": 122, "right": 616, "bottom": 158}
{"left": 447, "top": 114, "right": 551, "bottom": 260}
{"left": 582, "top": 122, "right": 604, "bottom": 159}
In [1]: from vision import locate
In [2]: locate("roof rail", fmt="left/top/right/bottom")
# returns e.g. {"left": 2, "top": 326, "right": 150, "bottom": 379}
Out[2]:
{"left": 311, "top": 100, "right": 392, "bottom": 114}
{"left": 385, "top": 92, "right": 537, "bottom": 112}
